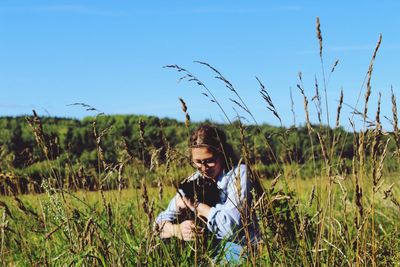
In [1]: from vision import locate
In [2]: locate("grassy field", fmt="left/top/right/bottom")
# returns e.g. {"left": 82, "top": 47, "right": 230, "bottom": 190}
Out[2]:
{"left": 0, "top": 165, "right": 398, "bottom": 266}
{"left": 1, "top": 18, "right": 400, "bottom": 266}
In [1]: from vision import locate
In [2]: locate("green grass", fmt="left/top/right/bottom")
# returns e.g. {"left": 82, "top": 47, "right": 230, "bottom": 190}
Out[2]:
{"left": 0, "top": 170, "right": 398, "bottom": 266}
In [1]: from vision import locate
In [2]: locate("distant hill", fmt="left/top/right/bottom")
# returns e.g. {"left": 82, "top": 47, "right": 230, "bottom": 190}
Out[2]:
{"left": 1, "top": 113, "right": 399, "bottom": 195}
{"left": 0, "top": 113, "right": 355, "bottom": 168}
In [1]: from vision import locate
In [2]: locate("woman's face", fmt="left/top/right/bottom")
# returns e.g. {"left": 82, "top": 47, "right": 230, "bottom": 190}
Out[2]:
{"left": 191, "top": 147, "right": 223, "bottom": 180}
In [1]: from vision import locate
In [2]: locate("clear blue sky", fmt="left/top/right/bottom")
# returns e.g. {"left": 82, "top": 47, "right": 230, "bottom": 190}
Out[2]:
{"left": 1, "top": 1, "right": 399, "bottom": 130}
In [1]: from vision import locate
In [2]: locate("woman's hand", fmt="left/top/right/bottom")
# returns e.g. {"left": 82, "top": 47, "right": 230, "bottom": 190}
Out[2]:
{"left": 176, "top": 220, "right": 196, "bottom": 241}
{"left": 176, "top": 195, "right": 211, "bottom": 219}
{"left": 158, "top": 220, "right": 198, "bottom": 240}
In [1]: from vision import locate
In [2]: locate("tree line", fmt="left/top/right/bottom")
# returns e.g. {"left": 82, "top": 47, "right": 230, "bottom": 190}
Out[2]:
{"left": 0, "top": 114, "right": 397, "bottom": 195}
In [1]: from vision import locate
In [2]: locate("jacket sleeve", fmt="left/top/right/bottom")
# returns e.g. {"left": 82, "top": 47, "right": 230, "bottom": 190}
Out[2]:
{"left": 155, "top": 194, "right": 180, "bottom": 224}
{"left": 206, "top": 165, "right": 252, "bottom": 239}
{"left": 155, "top": 173, "right": 199, "bottom": 224}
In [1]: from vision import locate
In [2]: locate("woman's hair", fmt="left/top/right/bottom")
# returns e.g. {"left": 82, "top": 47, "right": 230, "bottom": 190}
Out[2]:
{"left": 189, "top": 124, "right": 238, "bottom": 169}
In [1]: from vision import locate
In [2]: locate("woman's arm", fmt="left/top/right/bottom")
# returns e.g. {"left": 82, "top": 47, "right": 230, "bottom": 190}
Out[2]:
{"left": 175, "top": 194, "right": 211, "bottom": 218}
{"left": 155, "top": 193, "right": 198, "bottom": 241}
{"left": 158, "top": 221, "right": 180, "bottom": 238}
{"left": 195, "top": 203, "right": 211, "bottom": 218}
{"left": 205, "top": 165, "right": 252, "bottom": 239}
{"left": 157, "top": 220, "right": 196, "bottom": 240}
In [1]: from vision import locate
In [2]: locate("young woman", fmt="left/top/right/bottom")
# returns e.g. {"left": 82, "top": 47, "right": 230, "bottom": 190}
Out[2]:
{"left": 155, "top": 124, "right": 260, "bottom": 262}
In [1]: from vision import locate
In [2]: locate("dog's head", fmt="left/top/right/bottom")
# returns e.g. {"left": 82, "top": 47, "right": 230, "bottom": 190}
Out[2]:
{"left": 179, "top": 177, "right": 220, "bottom": 207}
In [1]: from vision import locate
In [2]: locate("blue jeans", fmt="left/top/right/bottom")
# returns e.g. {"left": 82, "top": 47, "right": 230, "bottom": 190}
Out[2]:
{"left": 220, "top": 242, "right": 244, "bottom": 264}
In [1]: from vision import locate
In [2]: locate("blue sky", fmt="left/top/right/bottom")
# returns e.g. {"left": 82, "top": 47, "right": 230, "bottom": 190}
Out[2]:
{"left": 1, "top": 1, "right": 400, "bottom": 130}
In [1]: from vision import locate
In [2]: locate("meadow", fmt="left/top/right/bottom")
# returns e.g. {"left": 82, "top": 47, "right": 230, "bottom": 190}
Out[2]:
{"left": 0, "top": 167, "right": 399, "bottom": 266}
{"left": 0, "top": 19, "right": 399, "bottom": 266}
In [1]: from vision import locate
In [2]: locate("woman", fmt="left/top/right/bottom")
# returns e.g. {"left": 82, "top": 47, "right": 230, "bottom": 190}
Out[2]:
{"left": 155, "top": 124, "right": 259, "bottom": 262}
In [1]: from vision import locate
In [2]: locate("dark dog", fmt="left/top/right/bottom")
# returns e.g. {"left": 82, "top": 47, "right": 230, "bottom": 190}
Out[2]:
{"left": 178, "top": 177, "right": 220, "bottom": 207}
{"left": 175, "top": 177, "right": 220, "bottom": 245}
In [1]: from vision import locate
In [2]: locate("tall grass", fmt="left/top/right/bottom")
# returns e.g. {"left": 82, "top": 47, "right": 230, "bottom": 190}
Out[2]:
{"left": 0, "top": 18, "right": 399, "bottom": 266}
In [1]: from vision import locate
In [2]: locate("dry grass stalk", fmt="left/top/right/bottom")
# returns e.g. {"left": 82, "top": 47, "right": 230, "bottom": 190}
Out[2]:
{"left": 157, "top": 175, "right": 163, "bottom": 202}
{"left": 118, "top": 163, "right": 124, "bottom": 192}
{"left": 179, "top": 97, "right": 187, "bottom": 113}
{"left": 351, "top": 43, "right": 385, "bottom": 261}
{"left": 355, "top": 145, "right": 364, "bottom": 218}
{"left": 164, "top": 64, "right": 231, "bottom": 123}
{"left": 308, "top": 185, "right": 316, "bottom": 208}
{"left": 371, "top": 101, "right": 380, "bottom": 164}
{"left": 392, "top": 87, "right": 398, "bottom": 133}
{"left": 179, "top": 97, "right": 191, "bottom": 128}
{"left": 373, "top": 138, "right": 389, "bottom": 192}
{"left": 196, "top": 61, "right": 258, "bottom": 125}
{"left": 127, "top": 215, "right": 135, "bottom": 236}
{"left": 257, "top": 77, "right": 282, "bottom": 126}
{"left": 67, "top": 102, "right": 104, "bottom": 116}
{"left": 316, "top": 17, "right": 323, "bottom": 58}
{"left": 370, "top": 93, "right": 384, "bottom": 265}
{"left": 269, "top": 173, "right": 281, "bottom": 194}
{"left": 372, "top": 93, "right": 384, "bottom": 187}
{"left": 45, "top": 222, "right": 65, "bottom": 240}
{"left": 330, "top": 60, "right": 339, "bottom": 74}
{"left": 92, "top": 121, "right": 107, "bottom": 171}
{"left": 312, "top": 76, "right": 322, "bottom": 124}
{"left": 327, "top": 60, "right": 340, "bottom": 93}
{"left": 355, "top": 179, "right": 364, "bottom": 228}
{"left": 141, "top": 178, "right": 149, "bottom": 215}
{"left": 149, "top": 148, "right": 161, "bottom": 172}
{"left": 26, "top": 110, "right": 49, "bottom": 158}
{"left": 290, "top": 87, "right": 296, "bottom": 126}
{"left": 147, "top": 199, "right": 154, "bottom": 228}
{"left": 316, "top": 17, "right": 330, "bottom": 128}
{"left": 382, "top": 184, "right": 400, "bottom": 210}
{"left": 363, "top": 34, "right": 382, "bottom": 121}
{"left": 0, "top": 210, "right": 5, "bottom": 266}
{"left": 122, "top": 138, "right": 134, "bottom": 161}
{"left": 297, "top": 73, "right": 322, "bottom": 262}
{"left": 316, "top": 132, "right": 329, "bottom": 168}
{"left": 329, "top": 90, "right": 344, "bottom": 162}
{"left": 297, "top": 73, "right": 313, "bottom": 134}
{"left": 107, "top": 202, "right": 113, "bottom": 229}
{"left": 390, "top": 88, "right": 400, "bottom": 159}
{"left": 335, "top": 89, "right": 344, "bottom": 128}
{"left": 138, "top": 119, "right": 149, "bottom": 167}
